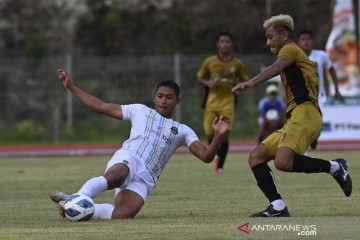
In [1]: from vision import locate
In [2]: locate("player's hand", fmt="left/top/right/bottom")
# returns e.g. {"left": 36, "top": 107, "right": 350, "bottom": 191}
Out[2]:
{"left": 334, "top": 90, "right": 344, "bottom": 102}
{"left": 56, "top": 69, "right": 72, "bottom": 88}
{"left": 212, "top": 114, "right": 230, "bottom": 135}
{"left": 232, "top": 81, "right": 254, "bottom": 96}
{"left": 208, "top": 78, "right": 220, "bottom": 88}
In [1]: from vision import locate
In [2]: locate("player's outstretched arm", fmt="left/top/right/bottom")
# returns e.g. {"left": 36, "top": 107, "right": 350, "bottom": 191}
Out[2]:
{"left": 329, "top": 67, "right": 344, "bottom": 102}
{"left": 232, "top": 57, "right": 290, "bottom": 95}
{"left": 189, "top": 115, "right": 230, "bottom": 163}
{"left": 56, "top": 69, "right": 123, "bottom": 119}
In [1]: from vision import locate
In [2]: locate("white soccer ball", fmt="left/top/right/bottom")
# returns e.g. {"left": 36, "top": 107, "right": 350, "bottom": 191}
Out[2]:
{"left": 64, "top": 193, "right": 95, "bottom": 222}
{"left": 265, "top": 109, "right": 280, "bottom": 121}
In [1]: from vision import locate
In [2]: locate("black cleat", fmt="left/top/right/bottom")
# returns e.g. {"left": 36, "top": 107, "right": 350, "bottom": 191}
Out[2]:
{"left": 332, "top": 159, "right": 352, "bottom": 197}
{"left": 250, "top": 204, "right": 290, "bottom": 217}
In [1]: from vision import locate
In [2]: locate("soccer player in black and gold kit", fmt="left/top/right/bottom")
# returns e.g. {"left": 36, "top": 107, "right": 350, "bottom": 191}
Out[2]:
{"left": 197, "top": 32, "right": 248, "bottom": 174}
{"left": 232, "top": 14, "right": 352, "bottom": 217}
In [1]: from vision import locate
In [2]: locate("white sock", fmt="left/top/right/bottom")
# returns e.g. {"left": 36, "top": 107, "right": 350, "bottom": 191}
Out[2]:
{"left": 329, "top": 160, "right": 340, "bottom": 176}
{"left": 92, "top": 203, "right": 114, "bottom": 220}
{"left": 271, "top": 199, "right": 286, "bottom": 210}
{"left": 78, "top": 176, "right": 108, "bottom": 199}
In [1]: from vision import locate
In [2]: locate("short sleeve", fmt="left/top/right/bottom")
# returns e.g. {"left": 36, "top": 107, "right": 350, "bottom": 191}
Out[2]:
{"left": 121, "top": 104, "right": 143, "bottom": 121}
{"left": 278, "top": 44, "right": 299, "bottom": 64}
{"left": 237, "top": 60, "right": 249, "bottom": 80}
{"left": 183, "top": 125, "right": 199, "bottom": 148}
{"left": 321, "top": 51, "right": 333, "bottom": 70}
{"left": 197, "top": 58, "right": 210, "bottom": 78}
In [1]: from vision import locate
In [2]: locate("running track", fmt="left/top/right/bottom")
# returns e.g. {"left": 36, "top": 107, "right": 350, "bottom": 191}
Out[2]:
{"left": 0, "top": 140, "right": 359, "bottom": 158}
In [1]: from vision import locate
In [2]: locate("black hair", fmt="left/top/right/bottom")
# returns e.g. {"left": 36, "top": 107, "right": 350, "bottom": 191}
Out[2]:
{"left": 155, "top": 80, "right": 180, "bottom": 98}
{"left": 298, "top": 29, "right": 313, "bottom": 40}
{"left": 273, "top": 26, "right": 294, "bottom": 39}
{"left": 217, "top": 32, "right": 234, "bottom": 42}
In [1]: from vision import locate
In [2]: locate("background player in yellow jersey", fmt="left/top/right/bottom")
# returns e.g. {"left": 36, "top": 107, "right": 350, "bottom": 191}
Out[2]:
{"left": 232, "top": 14, "right": 352, "bottom": 217}
{"left": 197, "top": 32, "right": 248, "bottom": 174}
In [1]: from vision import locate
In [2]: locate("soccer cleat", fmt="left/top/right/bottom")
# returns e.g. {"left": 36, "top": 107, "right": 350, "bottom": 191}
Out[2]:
{"left": 216, "top": 168, "right": 223, "bottom": 175}
{"left": 50, "top": 191, "right": 69, "bottom": 203}
{"left": 332, "top": 159, "right": 352, "bottom": 197}
{"left": 250, "top": 204, "right": 290, "bottom": 217}
{"left": 57, "top": 201, "right": 66, "bottom": 218}
{"left": 215, "top": 157, "right": 219, "bottom": 170}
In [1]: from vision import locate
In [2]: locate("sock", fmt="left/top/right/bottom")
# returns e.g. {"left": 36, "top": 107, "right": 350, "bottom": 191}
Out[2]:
{"left": 78, "top": 176, "right": 108, "bottom": 199}
{"left": 92, "top": 203, "right": 115, "bottom": 220}
{"left": 251, "top": 162, "right": 282, "bottom": 203}
{"left": 271, "top": 199, "right": 286, "bottom": 211}
{"left": 217, "top": 142, "right": 229, "bottom": 169}
{"left": 329, "top": 160, "right": 340, "bottom": 175}
{"left": 292, "top": 154, "right": 331, "bottom": 173}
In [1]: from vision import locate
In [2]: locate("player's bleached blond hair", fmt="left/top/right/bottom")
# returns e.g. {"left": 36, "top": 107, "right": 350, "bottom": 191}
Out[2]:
{"left": 263, "top": 14, "right": 294, "bottom": 31}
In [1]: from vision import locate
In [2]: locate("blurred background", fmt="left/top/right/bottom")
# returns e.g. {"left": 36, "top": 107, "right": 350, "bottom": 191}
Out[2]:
{"left": 0, "top": 0, "right": 357, "bottom": 144}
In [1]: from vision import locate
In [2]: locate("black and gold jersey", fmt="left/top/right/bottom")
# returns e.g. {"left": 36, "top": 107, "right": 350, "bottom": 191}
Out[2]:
{"left": 197, "top": 55, "right": 248, "bottom": 110}
{"left": 278, "top": 43, "right": 321, "bottom": 117}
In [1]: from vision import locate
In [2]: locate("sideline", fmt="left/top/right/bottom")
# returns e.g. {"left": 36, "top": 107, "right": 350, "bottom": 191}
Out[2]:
{"left": 0, "top": 140, "right": 359, "bottom": 158}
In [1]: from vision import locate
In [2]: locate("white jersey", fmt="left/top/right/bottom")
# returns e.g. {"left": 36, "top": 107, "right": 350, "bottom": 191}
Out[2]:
{"left": 308, "top": 49, "right": 333, "bottom": 106}
{"left": 121, "top": 104, "right": 199, "bottom": 182}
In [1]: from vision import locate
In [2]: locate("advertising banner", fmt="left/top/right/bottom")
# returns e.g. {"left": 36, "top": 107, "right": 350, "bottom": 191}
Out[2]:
{"left": 325, "top": 0, "right": 360, "bottom": 96}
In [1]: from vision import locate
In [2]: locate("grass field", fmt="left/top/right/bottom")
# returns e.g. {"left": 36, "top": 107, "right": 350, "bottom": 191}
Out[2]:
{"left": 0, "top": 151, "right": 359, "bottom": 240}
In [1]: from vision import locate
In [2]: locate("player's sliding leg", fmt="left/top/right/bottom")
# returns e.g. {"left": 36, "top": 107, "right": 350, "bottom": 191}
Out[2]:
{"left": 112, "top": 190, "right": 145, "bottom": 219}
{"left": 78, "top": 163, "right": 129, "bottom": 198}
{"left": 50, "top": 191, "right": 69, "bottom": 203}
{"left": 92, "top": 189, "right": 145, "bottom": 219}
{"left": 56, "top": 201, "right": 66, "bottom": 218}
{"left": 92, "top": 203, "right": 115, "bottom": 220}
{"left": 77, "top": 176, "right": 108, "bottom": 198}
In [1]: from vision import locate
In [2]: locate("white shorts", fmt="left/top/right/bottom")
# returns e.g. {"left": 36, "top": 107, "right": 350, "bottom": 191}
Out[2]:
{"left": 105, "top": 150, "right": 155, "bottom": 201}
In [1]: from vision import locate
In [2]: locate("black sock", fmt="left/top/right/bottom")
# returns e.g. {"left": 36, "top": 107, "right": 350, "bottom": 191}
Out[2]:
{"left": 217, "top": 142, "right": 229, "bottom": 169}
{"left": 251, "top": 162, "right": 282, "bottom": 203}
{"left": 292, "top": 154, "right": 330, "bottom": 173}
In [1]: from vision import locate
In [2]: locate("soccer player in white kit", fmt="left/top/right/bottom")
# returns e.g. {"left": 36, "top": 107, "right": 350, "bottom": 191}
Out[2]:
{"left": 297, "top": 30, "right": 344, "bottom": 149}
{"left": 297, "top": 30, "right": 344, "bottom": 108}
{"left": 51, "top": 69, "right": 230, "bottom": 220}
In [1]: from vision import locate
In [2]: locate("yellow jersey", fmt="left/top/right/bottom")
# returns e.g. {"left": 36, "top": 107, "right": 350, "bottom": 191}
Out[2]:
{"left": 197, "top": 55, "right": 248, "bottom": 111}
{"left": 278, "top": 43, "right": 321, "bottom": 117}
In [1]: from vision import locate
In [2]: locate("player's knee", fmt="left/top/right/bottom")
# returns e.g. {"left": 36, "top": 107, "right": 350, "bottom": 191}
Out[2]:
{"left": 248, "top": 148, "right": 263, "bottom": 167}
{"left": 274, "top": 158, "right": 292, "bottom": 172}
{"left": 104, "top": 164, "right": 129, "bottom": 189}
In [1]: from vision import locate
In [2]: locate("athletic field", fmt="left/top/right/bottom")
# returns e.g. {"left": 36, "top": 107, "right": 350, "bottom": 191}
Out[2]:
{"left": 0, "top": 151, "right": 358, "bottom": 240}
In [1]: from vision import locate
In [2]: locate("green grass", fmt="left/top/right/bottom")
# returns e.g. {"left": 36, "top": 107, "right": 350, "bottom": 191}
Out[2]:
{"left": 0, "top": 151, "right": 359, "bottom": 240}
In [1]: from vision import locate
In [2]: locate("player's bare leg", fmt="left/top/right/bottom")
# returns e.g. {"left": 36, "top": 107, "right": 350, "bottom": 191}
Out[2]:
{"left": 112, "top": 190, "right": 145, "bottom": 219}
{"left": 103, "top": 163, "right": 129, "bottom": 190}
{"left": 209, "top": 131, "right": 229, "bottom": 174}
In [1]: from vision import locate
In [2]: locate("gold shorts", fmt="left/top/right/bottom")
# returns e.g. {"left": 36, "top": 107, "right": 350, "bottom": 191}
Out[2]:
{"left": 263, "top": 102, "right": 322, "bottom": 155}
{"left": 203, "top": 108, "right": 234, "bottom": 135}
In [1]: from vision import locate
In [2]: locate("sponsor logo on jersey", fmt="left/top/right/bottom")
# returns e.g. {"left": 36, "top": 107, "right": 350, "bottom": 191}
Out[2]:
{"left": 170, "top": 126, "right": 178, "bottom": 134}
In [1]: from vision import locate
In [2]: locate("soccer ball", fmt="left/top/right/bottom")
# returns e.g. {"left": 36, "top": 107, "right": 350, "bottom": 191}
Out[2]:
{"left": 64, "top": 193, "right": 95, "bottom": 222}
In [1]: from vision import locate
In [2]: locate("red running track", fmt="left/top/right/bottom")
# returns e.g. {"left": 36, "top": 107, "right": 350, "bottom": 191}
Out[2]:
{"left": 0, "top": 140, "right": 359, "bottom": 158}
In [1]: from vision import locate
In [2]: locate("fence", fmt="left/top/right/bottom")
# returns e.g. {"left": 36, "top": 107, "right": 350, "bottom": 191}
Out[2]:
{"left": 0, "top": 54, "right": 276, "bottom": 144}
